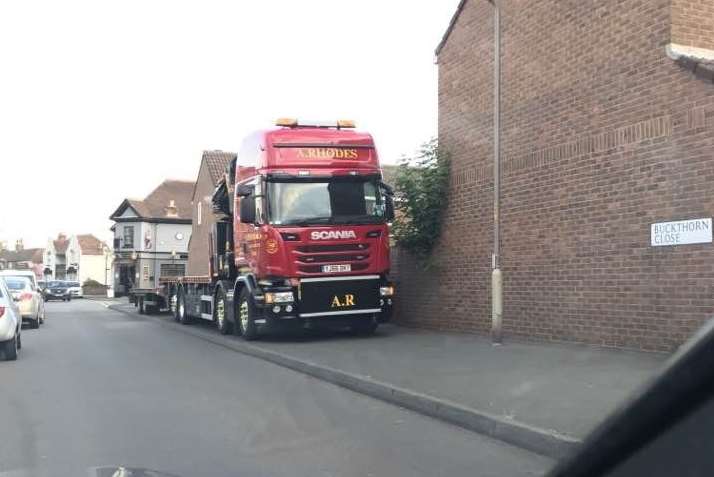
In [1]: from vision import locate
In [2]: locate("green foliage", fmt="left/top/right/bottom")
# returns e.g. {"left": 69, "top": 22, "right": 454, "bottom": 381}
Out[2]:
{"left": 82, "top": 279, "right": 103, "bottom": 288}
{"left": 392, "top": 138, "right": 450, "bottom": 263}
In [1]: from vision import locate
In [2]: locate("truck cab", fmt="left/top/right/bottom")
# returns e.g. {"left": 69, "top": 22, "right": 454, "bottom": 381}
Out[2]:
{"left": 211, "top": 119, "right": 395, "bottom": 338}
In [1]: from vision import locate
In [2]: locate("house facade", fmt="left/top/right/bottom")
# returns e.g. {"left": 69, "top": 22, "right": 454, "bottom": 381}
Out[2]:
{"left": 393, "top": 0, "right": 714, "bottom": 351}
{"left": 110, "top": 180, "right": 193, "bottom": 296}
{"left": 43, "top": 233, "right": 112, "bottom": 284}
{"left": 44, "top": 233, "right": 71, "bottom": 280}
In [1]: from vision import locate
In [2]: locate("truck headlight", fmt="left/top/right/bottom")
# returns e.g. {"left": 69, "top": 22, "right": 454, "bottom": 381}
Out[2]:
{"left": 264, "top": 291, "right": 294, "bottom": 304}
{"left": 380, "top": 285, "right": 394, "bottom": 297}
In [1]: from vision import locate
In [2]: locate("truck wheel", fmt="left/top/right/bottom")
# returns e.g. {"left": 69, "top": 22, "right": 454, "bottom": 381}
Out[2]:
{"left": 29, "top": 316, "right": 40, "bottom": 329}
{"left": 351, "top": 317, "right": 378, "bottom": 336}
{"left": 237, "top": 288, "right": 259, "bottom": 341}
{"left": 214, "top": 289, "right": 231, "bottom": 335}
{"left": 2, "top": 336, "right": 18, "bottom": 361}
{"left": 172, "top": 290, "right": 181, "bottom": 322}
{"left": 138, "top": 297, "right": 145, "bottom": 315}
{"left": 178, "top": 292, "right": 192, "bottom": 325}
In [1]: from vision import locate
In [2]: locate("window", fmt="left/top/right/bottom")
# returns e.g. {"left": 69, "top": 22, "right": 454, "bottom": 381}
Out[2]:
{"left": 267, "top": 179, "right": 386, "bottom": 225}
{"left": 160, "top": 263, "right": 185, "bottom": 278}
{"left": 197, "top": 202, "right": 202, "bottom": 225}
{"left": 123, "top": 226, "right": 134, "bottom": 249}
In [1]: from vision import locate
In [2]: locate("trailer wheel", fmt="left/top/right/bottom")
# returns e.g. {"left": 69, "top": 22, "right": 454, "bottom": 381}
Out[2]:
{"left": 138, "top": 297, "right": 145, "bottom": 315}
{"left": 178, "top": 290, "right": 192, "bottom": 325}
{"left": 214, "top": 288, "right": 231, "bottom": 335}
{"left": 237, "top": 288, "right": 259, "bottom": 341}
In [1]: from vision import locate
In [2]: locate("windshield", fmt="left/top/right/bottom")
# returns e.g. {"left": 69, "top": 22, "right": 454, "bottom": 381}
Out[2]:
{"left": 49, "top": 281, "right": 67, "bottom": 288}
{"left": 5, "top": 278, "right": 30, "bottom": 290}
{"left": 268, "top": 179, "right": 386, "bottom": 226}
{"left": 68, "top": 282, "right": 80, "bottom": 287}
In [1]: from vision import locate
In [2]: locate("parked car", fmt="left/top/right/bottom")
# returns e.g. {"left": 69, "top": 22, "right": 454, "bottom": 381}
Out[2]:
{"left": 66, "top": 281, "right": 83, "bottom": 298}
{"left": 0, "top": 271, "right": 45, "bottom": 328}
{"left": 43, "top": 280, "right": 72, "bottom": 302}
{"left": 0, "top": 277, "right": 22, "bottom": 360}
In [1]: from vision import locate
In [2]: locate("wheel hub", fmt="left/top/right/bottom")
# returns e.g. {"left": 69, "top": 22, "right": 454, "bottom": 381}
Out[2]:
{"left": 240, "top": 301, "right": 249, "bottom": 330}
{"left": 217, "top": 299, "right": 225, "bottom": 327}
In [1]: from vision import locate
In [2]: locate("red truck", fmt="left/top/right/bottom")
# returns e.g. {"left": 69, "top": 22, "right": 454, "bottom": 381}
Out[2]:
{"left": 161, "top": 119, "right": 395, "bottom": 339}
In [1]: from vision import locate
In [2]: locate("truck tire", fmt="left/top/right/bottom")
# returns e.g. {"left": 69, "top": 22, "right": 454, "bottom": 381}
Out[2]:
{"left": 29, "top": 316, "right": 40, "bottom": 329}
{"left": 2, "top": 336, "right": 18, "bottom": 361}
{"left": 178, "top": 291, "right": 192, "bottom": 325}
{"left": 138, "top": 297, "right": 145, "bottom": 315}
{"left": 237, "top": 288, "right": 259, "bottom": 341}
{"left": 214, "top": 288, "right": 231, "bottom": 335}
{"left": 172, "top": 289, "right": 181, "bottom": 322}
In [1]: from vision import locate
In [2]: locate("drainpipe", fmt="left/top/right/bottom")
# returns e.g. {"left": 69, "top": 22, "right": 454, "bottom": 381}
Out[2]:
{"left": 488, "top": 0, "right": 503, "bottom": 345}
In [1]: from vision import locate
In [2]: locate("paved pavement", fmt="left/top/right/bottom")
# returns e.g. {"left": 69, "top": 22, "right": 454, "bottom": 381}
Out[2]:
{"left": 0, "top": 300, "right": 552, "bottom": 477}
{"left": 252, "top": 325, "right": 667, "bottom": 438}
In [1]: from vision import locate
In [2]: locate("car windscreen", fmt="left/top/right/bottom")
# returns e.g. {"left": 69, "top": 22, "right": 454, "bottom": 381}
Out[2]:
{"left": 48, "top": 281, "right": 67, "bottom": 288}
{"left": 5, "top": 277, "right": 30, "bottom": 290}
{"left": 69, "top": 282, "right": 80, "bottom": 287}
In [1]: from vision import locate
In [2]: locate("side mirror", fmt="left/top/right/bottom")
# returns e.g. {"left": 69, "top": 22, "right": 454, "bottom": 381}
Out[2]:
{"left": 239, "top": 195, "right": 256, "bottom": 224}
{"left": 236, "top": 184, "right": 253, "bottom": 197}
{"left": 380, "top": 181, "right": 394, "bottom": 196}
{"left": 385, "top": 195, "right": 395, "bottom": 222}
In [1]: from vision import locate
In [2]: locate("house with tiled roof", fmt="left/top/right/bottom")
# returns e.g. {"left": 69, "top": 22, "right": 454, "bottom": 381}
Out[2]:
{"left": 0, "top": 240, "right": 44, "bottom": 279}
{"left": 187, "top": 150, "right": 236, "bottom": 276}
{"left": 66, "top": 234, "right": 112, "bottom": 287}
{"left": 43, "top": 233, "right": 111, "bottom": 285}
{"left": 43, "top": 233, "right": 71, "bottom": 279}
{"left": 109, "top": 179, "right": 194, "bottom": 296}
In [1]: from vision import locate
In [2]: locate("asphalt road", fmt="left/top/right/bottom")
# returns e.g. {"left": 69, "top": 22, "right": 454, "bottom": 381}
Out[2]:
{"left": 0, "top": 300, "right": 553, "bottom": 477}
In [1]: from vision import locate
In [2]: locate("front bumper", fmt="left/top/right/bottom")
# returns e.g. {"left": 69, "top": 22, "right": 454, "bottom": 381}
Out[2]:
{"left": 252, "top": 277, "right": 394, "bottom": 327}
{"left": 45, "top": 292, "right": 70, "bottom": 300}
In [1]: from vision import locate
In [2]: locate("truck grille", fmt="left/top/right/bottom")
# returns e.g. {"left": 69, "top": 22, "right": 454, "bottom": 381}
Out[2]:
{"left": 293, "top": 243, "right": 372, "bottom": 275}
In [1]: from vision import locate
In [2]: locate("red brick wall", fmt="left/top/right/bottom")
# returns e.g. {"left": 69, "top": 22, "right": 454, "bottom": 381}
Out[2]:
{"left": 672, "top": 0, "right": 714, "bottom": 50}
{"left": 392, "top": 0, "right": 714, "bottom": 351}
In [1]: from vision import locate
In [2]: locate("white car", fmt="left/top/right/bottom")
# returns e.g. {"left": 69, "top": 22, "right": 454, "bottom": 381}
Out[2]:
{"left": 0, "top": 277, "right": 22, "bottom": 360}
{"left": 0, "top": 271, "right": 45, "bottom": 329}
{"left": 66, "top": 281, "right": 83, "bottom": 298}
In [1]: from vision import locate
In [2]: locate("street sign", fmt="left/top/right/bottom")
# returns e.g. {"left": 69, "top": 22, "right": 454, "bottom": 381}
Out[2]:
{"left": 651, "top": 218, "right": 712, "bottom": 247}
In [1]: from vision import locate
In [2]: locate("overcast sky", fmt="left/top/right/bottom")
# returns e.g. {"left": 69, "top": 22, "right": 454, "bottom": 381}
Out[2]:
{"left": 0, "top": 0, "right": 460, "bottom": 249}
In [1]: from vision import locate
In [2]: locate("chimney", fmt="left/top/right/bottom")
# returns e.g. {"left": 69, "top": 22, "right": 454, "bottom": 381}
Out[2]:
{"left": 166, "top": 199, "right": 178, "bottom": 218}
{"left": 15, "top": 239, "right": 23, "bottom": 252}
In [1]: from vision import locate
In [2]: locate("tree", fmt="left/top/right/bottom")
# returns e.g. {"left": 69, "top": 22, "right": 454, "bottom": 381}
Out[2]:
{"left": 392, "top": 139, "right": 450, "bottom": 264}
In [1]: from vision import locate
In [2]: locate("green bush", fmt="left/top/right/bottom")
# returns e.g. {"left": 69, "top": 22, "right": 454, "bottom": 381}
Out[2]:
{"left": 392, "top": 138, "right": 450, "bottom": 264}
{"left": 83, "top": 279, "right": 104, "bottom": 288}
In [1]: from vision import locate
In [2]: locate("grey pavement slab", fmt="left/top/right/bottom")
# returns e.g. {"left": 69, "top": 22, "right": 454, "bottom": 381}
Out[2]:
{"left": 252, "top": 324, "right": 667, "bottom": 438}
{"left": 0, "top": 300, "right": 552, "bottom": 477}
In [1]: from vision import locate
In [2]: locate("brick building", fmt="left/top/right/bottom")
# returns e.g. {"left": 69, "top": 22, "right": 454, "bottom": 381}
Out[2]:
{"left": 393, "top": 0, "right": 714, "bottom": 351}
